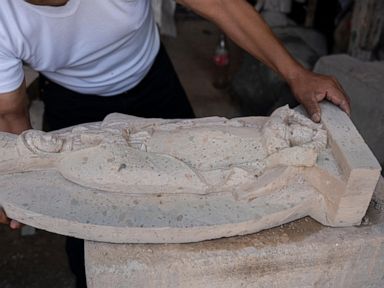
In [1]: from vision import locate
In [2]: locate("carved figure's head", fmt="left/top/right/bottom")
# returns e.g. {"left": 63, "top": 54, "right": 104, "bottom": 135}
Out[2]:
{"left": 262, "top": 106, "right": 327, "bottom": 155}
{"left": 22, "top": 131, "right": 65, "bottom": 154}
{"left": 288, "top": 124, "right": 318, "bottom": 146}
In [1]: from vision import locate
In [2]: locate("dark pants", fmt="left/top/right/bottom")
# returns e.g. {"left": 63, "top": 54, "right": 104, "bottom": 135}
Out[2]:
{"left": 39, "top": 44, "right": 194, "bottom": 288}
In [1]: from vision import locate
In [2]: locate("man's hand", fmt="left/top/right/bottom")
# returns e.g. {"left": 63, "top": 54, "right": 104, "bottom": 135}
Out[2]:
{"left": 0, "top": 80, "right": 30, "bottom": 230}
{"left": 287, "top": 69, "right": 351, "bottom": 123}
{"left": 0, "top": 80, "right": 31, "bottom": 134}
{"left": 0, "top": 207, "right": 22, "bottom": 229}
{"left": 177, "top": 0, "right": 351, "bottom": 121}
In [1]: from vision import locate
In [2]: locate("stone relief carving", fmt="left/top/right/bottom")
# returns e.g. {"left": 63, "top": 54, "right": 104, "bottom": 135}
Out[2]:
{"left": 0, "top": 106, "right": 326, "bottom": 195}
{"left": 0, "top": 103, "right": 380, "bottom": 243}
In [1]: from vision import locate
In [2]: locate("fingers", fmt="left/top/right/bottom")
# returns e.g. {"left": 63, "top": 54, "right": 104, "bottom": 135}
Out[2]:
{"left": 339, "top": 99, "right": 351, "bottom": 117}
{"left": 290, "top": 109, "right": 321, "bottom": 129}
{"left": 1, "top": 207, "right": 23, "bottom": 229}
{"left": 305, "top": 96, "right": 322, "bottom": 123}
{"left": 10, "top": 219, "right": 23, "bottom": 230}
{"left": 0, "top": 208, "right": 10, "bottom": 225}
{"left": 290, "top": 71, "right": 351, "bottom": 122}
{"left": 326, "top": 86, "right": 351, "bottom": 116}
{"left": 327, "top": 76, "right": 351, "bottom": 116}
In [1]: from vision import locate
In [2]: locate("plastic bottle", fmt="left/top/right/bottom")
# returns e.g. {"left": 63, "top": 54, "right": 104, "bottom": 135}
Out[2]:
{"left": 212, "top": 33, "right": 230, "bottom": 89}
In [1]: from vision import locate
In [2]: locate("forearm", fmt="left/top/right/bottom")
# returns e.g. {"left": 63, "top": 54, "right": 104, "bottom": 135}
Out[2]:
{"left": 177, "top": 0, "right": 305, "bottom": 81}
{"left": 178, "top": 0, "right": 350, "bottom": 121}
{"left": 0, "top": 81, "right": 31, "bottom": 134}
{"left": 0, "top": 112, "right": 31, "bottom": 134}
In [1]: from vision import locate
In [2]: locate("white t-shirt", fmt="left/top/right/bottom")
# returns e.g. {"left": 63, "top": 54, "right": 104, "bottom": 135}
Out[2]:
{"left": 0, "top": 0, "right": 160, "bottom": 96}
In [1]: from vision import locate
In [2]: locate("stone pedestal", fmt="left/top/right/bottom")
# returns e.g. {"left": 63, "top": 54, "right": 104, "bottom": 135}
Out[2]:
{"left": 85, "top": 182, "right": 384, "bottom": 288}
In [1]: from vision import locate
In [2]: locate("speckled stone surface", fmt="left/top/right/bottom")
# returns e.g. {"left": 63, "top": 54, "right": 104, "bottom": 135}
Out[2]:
{"left": 85, "top": 187, "right": 384, "bottom": 288}
{"left": 0, "top": 103, "right": 380, "bottom": 243}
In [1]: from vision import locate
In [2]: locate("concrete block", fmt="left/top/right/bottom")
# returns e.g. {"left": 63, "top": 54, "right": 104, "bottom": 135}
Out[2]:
{"left": 85, "top": 179, "right": 384, "bottom": 288}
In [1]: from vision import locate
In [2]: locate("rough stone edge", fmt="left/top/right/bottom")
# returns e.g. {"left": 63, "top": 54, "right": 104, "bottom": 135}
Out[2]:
{"left": 320, "top": 102, "right": 381, "bottom": 225}
{"left": 2, "top": 198, "right": 313, "bottom": 244}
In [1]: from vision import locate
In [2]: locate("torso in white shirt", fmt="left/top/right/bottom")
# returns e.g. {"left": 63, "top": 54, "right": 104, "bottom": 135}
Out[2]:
{"left": 0, "top": 0, "right": 160, "bottom": 96}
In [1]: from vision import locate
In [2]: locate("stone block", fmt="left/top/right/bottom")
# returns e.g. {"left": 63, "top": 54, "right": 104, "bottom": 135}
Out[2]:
{"left": 0, "top": 104, "right": 380, "bottom": 243}
{"left": 317, "top": 102, "right": 381, "bottom": 225}
{"left": 85, "top": 179, "right": 384, "bottom": 288}
{"left": 315, "top": 54, "right": 384, "bottom": 167}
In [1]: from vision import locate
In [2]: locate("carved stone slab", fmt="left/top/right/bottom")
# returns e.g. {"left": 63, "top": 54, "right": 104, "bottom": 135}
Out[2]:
{"left": 0, "top": 103, "right": 380, "bottom": 243}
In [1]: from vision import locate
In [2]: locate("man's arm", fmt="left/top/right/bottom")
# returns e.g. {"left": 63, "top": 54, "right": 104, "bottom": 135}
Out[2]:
{"left": 177, "top": 0, "right": 351, "bottom": 122}
{"left": 0, "top": 80, "right": 31, "bottom": 229}
{"left": 0, "top": 80, "right": 31, "bottom": 134}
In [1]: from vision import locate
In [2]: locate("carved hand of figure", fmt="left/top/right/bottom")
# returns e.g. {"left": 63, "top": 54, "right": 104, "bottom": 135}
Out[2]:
{"left": 126, "top": 130, "right": 152, "bottom": 152}
{"left": 0, "top": 207, "right": 22, "bottom": 229}
{"left": 288, "top": 69, "right": 351, "bottom": 123}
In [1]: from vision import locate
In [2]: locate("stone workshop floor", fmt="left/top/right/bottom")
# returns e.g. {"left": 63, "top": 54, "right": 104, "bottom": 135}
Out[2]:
{"left": 0, "top": 17, "right": 243, "bottom": 288}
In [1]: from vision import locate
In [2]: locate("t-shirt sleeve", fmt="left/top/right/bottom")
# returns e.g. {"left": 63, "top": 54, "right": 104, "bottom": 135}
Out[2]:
{"left": 0, "top": 49, "right": 24, "bottom": 94}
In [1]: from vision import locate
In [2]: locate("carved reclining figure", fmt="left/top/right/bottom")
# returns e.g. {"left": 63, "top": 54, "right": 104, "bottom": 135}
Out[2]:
{"left": 0, "top": 103, "right": 381, "bottom": 243}
{"left": 0, "top": 106, "right": 326, "bottom": 195}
